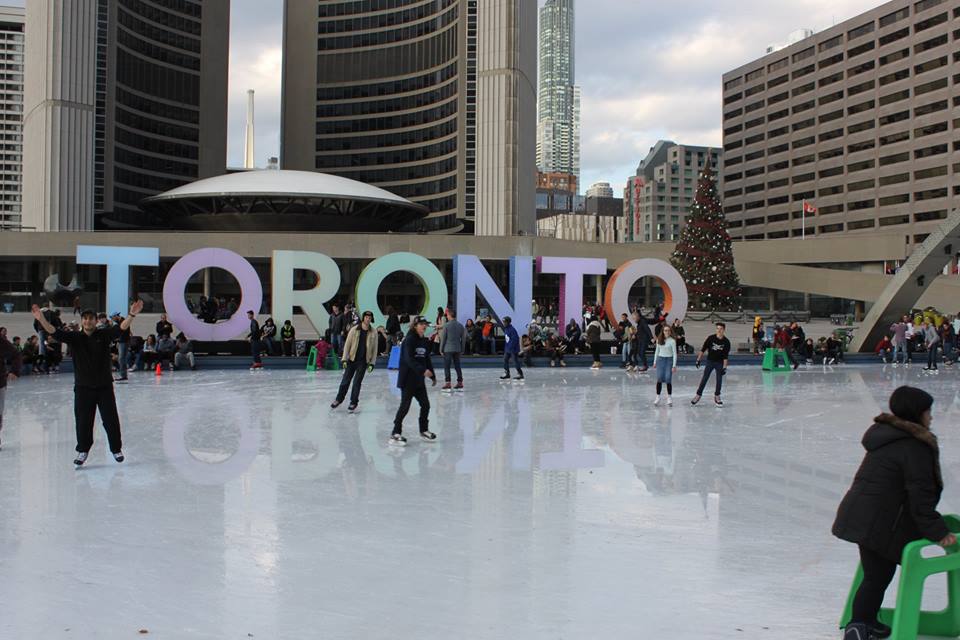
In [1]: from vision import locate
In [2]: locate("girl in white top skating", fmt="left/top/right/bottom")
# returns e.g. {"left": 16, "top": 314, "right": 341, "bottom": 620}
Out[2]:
{"left": 653, "top": 325, "right": 678, "bottom": 406}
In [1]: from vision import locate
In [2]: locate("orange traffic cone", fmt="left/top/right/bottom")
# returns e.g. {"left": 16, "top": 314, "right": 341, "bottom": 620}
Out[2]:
{"left": 155, "top": 363, "right": 163, "bottom": 376}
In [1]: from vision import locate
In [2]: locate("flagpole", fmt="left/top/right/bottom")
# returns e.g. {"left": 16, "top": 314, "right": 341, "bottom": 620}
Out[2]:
{"left": 802, "top": 200, "right": 805, "bottom": 240}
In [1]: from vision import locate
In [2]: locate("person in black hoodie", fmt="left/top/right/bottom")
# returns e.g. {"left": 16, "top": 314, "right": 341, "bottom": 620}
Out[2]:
{"left": 833, "top": 386, "right": 955, "bottom": 640}
{"left": 390, "top": 316, "right": 438, "bottom": 446}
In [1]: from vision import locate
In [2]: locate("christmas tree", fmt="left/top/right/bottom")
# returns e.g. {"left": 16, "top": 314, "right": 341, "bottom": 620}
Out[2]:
{"left": 670, "top": 165, "right": 742, "bottom": 311}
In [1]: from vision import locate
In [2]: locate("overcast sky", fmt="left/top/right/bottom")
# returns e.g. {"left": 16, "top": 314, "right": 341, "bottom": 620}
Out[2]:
{"left": 226, "top": 0, "right": 885, "bottom": 192}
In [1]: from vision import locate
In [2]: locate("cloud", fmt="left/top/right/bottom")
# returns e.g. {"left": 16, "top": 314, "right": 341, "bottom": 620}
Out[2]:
{"left": 226, "top": 0, "right": 885, "bottom": 191}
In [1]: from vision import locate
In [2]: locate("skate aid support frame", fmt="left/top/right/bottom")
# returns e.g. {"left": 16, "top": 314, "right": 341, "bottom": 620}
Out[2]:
{"left": 839, "top": 514, "right": 960, "bottom": 639}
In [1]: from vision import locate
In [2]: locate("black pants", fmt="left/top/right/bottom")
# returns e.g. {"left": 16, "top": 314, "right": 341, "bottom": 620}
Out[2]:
{"left": 336, "top": 360, "right": 367, "bottom": 405}
{"left": 636, "top": 342, "right": 649, "bottom": 368}
{"left": 282, "top": 340, "right": 293, "bottom": 356}
{"left": 590, "top": 341, "right": 601, "bottom": 362}
{"left": 503, "top": 352, "right": 522, "bottom": 374}
{"left": 443, "top": 352, "right": 463, "bottom": 383}
{"left": 74, "top": 385, "right": 123, "bottom": 454}
{"left": 851, "top": 545, "right": 897, "bottom": 626}
{"left": 393, "top": 384, "right": 429, "bottom": 435}
{"left": 251, "top": 339, "right": 262, "bottom": 364}
{"left": 696, "top": 360, "right": 724, "bottom": 397}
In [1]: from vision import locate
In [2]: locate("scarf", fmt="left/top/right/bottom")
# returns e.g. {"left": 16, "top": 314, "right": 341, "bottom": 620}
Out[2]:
{"left": 874, "top": 413, "right": 943, "bottom": 487}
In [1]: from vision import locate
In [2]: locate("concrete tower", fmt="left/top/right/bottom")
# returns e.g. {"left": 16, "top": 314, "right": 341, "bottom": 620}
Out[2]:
{"left": 244, "top": 89, "right": 255, "bottom": 169}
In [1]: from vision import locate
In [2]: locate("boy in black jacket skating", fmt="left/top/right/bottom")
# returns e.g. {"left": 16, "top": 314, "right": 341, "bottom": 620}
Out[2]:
{"left": 390, "top": 316, "right": 438, "bottom": 446}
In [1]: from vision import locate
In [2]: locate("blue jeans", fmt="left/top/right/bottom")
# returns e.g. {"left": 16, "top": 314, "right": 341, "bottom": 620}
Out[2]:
{"left": 332, "top": 334, "right": 345, "bottom": 356}
{"left": 117, "top": 342, "right": 128, "bottom": 379}
{"left": 655, "top": 356, "right": 673, "bottom": 384}
{"left": 696, "top": 360, "right": 724, "bottom": 396}
{"left": 892, "top": 342, "right": 905, "bottom": 364}
{"left": 621, "top": 341, "right": 630, "bottom": 363}
{"left": 503, "top": 351, "right": 521, "bottom": 374}
{"left": 484, "top": 336, "right": 496, "bottom": 355}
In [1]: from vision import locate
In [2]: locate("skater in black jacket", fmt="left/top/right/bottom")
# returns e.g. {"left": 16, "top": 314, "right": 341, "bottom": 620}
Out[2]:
{"left": 390, "top": 316, "right": 438, "bottom": 446}
{"left": 691, "top": 323, "right": 731, "bottom": 406}
{"left": 833, "top": 386, "right": 954, "bottom": 640}
{"left": 32, "top": 300, "right": 144, "bottom": 466}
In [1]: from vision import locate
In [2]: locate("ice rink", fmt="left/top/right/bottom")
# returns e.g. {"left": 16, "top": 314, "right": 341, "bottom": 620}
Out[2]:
{"left": 3, "top": 364, "right": 960, "bottom": 639}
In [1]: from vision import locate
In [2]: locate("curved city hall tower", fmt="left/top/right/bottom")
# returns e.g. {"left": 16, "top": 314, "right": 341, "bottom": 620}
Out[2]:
{"left": 281, "top": 0, "right": 535, "bottom": 235}
{"left": 23, "top": 0, "right": 230, "bottom": 231}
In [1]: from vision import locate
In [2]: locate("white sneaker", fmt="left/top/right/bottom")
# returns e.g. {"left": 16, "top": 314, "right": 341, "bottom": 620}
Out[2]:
{"left": 388, "top": 434, "right": 407, "bottom": 447}
{"left": 653, "top": 396, "right": 661, "bottom": 406}
{"left": 667, "top": 396, "right": 673, "bottom": 406}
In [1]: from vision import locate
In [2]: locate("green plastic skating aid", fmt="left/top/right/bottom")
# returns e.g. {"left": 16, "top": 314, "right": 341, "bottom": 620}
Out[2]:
{"left": 839, "top": 514, "right": 960, "bottom": 639}
{"left": 325, "top": 351, "right": 342, "bottom": 371}
{"left": 306, "top": 346, "right": 319, "bottom": 372}
{"left": 761, "top": 348, "right": 791, "bottom": 372}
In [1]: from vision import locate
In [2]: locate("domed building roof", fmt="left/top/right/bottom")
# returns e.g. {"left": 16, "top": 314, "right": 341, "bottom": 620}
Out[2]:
{"left": 137, "top": 169, "right": 431, "bottom": 233}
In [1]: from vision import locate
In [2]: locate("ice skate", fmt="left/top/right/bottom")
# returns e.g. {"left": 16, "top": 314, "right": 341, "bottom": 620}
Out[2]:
{"left": 666, "top": 396, "right": 673, "bottom": 406}
{"left": 690, "top": 395, "right": 700, "bottom": 405}
{"left": 330, "top": 400, "right": 342, "bottom": 409}
{"left": 714, "top": 397, "right": 723, "bottom": 407}
{"left": 73, "top": 451, "right": 88, "bottom": 466}
{"left": 653, "top": 395, "right": 661, "bottom": 406}
{"left": 113, "top": 451, "right": 125, "bottom": 463}
{"left": 454, "top": 382, "right": 464, "bottom": 392}
{"left": 442, "top": 382, "right": 452, "bottom": 392}
{"left": 420, "top": 431, "right": 437, "bottom": 442}
{"left": 388, "top": 434, "right": 407, "bottom": 447}
{"left": 347, "top": 403, "right": 358, "bottom": 413}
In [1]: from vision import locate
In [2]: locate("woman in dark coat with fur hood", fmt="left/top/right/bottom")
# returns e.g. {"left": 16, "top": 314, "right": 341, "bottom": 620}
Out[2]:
{"left": 833, "top": 386, "right": 956, "bottom": 640}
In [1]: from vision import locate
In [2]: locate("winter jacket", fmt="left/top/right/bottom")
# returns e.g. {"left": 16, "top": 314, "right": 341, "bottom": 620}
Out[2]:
{"left": 585, "top": 320, "right": 602, "bottom": 344}
{"left": 0, "top": 337, "right": 22, "bottom": 389}
{"left": 386, "top": 314, "right": 401, "bottom": 337}
{"left": 925, "top": 325, "right": 941, "bottom": 347}
{"left": 439, "top": 319, "right": 466, "bottom": 354}
{"left": 503, "top": 325, "right": 521, "bottom": 354}
{"left": 832, "top": 413, "right": 949, "bottom": 563}
{"left": 280, "top": 324, "right": 295, "bottom": 341}
{"left": 343, "top": 324, "right": 377, "bottom": 366}
{"left": 565, "top": 322, "right": 582, "bottom": 345}
{"left": 396, "top": 332, "right": 433, "bottom": 388}
{"left": 328, "top": 312, "right": 344, "bottom": 338}
{"left": 890, "top": 322, "right": 907, "bottom": 345}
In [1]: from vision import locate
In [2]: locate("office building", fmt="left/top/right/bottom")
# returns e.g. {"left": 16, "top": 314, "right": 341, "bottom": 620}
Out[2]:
{"left": 0, "top": 6, "right": 23, "bottom": 231}
{"left": 282, "top": 0, "right": 533, "bottom": 235}
{"left": 536, "top": 0, "right": 580, "bottom": 189}
{"left": 23, "top": 0, "right": 230, "bottom": 231}
{"left": 586, "top": 182, "right": 613, "bottom": 198}
{"left": 721, "top": 0, "right": 960, "bottom": 245}
{"left": 623, "top": 140, "right": 721, "bottom": 242}
{"left": 537, "top": 170, "right": 578, "bottom": 193}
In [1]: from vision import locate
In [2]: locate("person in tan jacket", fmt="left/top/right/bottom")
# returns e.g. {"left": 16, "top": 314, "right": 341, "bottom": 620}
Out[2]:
{"left": 331, "top": 310, "right": 378, "bottom": 412}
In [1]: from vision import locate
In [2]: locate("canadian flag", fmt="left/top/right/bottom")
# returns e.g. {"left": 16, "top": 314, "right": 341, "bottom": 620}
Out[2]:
{"left": 802, "top": 201, "right": 818, "bottom": 215}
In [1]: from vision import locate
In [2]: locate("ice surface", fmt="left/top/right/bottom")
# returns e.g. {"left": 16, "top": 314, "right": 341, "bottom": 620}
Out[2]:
{"left": 2, "top": 364, "right": 960, "bottom": 639}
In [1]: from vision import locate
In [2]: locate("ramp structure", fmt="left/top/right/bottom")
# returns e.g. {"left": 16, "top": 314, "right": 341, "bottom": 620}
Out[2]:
{"left": 851, "top": 209, "right": 960, "bottom": 353}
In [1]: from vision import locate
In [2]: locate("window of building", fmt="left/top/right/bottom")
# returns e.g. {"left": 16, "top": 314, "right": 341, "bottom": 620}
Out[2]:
{"left": 745, "top": 117, "right": 764, "bottom": 129}
{"left": 913, "top": 144, "right": 947, "bottom": 160}
{"left": 879, "top": 27, "right": 910, "bottom": 46}
{"left": 880, "top": 68, "right": 910, "bottom": 85}
{"left": 880, "top": 193, "right": 911, "bottom": 206}
{"left": 848, "top": 178, "right": 876, "bottom": 191}
{"left": 819, "top": 184, "right": 844, "bottom": 196}
{"left": 879, "top": 214, "right": 909, "bottom": 227}
{"left": 819, "top": 223, "right": 845, "bottom": 234}
{"left": 723, "top": 92, "right": 743, "bottom": 105}
{"left": 792, "top": 64, "right": 815, "bottom": 79}
{"left": 769, "top": 143, "right": 789, "bottom": 154}
{"left": 745, "top": 68, "right": 764, "bottom": 81}
{"left": 819, "top": 128, "right": 844, "bottom": 142}
{"left": 792, "top": 99, "right": 815, "bottom": 114}
{"left": 848, "top": 79, "right": 876, "bottom": 95}
{"left": 819, "top": 166, "right": 844, "bottom": 178}
{"left": 850, "top": 159, "right": 876, "bottom": 172}
{"left": 792, "top": 118, "right": 815, "bottom": 132}
{"left": 915, "top": 0, "right": 945, "bottom": 12}
{"left": 849, "top": 41, "right": 876, "bottom": 58}
{"left": 880, "top": 130, "right": 911, "bottom": 145}
{"left": 745, "top": 133, "right": 765, "bottom": 146}
{"left": 879, "top": 110, "right": 910, "bottom": 126}
{"left": 820, "top": 109, "right": 845, "bottom": 123}
{"left": 793, "top": 136, "right": 815, "bottom": 149}
{"left": 767, "top": 74, "right": 789, "bottom": 89}
{"left": 848, "top": 120, "right": 875, "bottom": 134}
{"left": 819, "top": 147, "right": 844, "bottom": 160}
{"left": 819, "top": 71, "right": 844, "bottom": 88}
{"left": 745, "top": 166, "right": 765, "bottom": 178}
{"left": 880, "top": 152, "right": 910, "bottom": 166}
{"left": 726, "top": 204, "right": 743, "bottom": 213}
{"left": 768, "top": 211, "right": 789, "bottom": 221}
{"left": 791, "top": 82, "right": 815, "bottom": 97}
{"left": 792, "top": 173, "right": 815, "bottom": 185}
{"left": 768, "top": 177, "right": 789, "bottom": 188}
{"left": 767, "top": 57, "right": 789, "bottom": 72}
{"left": 768, "top": 126, "right": 789, "bottom": 138}
{"left": 723, "top": 124, "right": 743, "bottom": 135}
{"left": 723, "top": 76, "right": 742, "bottom": 90}
{"left": 914, "top": 121, "right": 948, "bottom": 138}
{"left": 848, "top": 21, "right": 875, "bottom": 39}
{"left": 745, "top": 200, "right": 765, "bottom": 210}
{"left": 849, "top": 219, "right": 876, "bottom": 230}
{"left": 724, "top": 107, "right": 743, "bottom": 119}
{"left": 745, "top": 99, "right": 765, "bottom": 113}
{"left": 915, "top": 99, "right": 948, "bottom": 116}
{"left": 880, "top": 88, "right": 911, "bottom": 105}
{"left": 768, "top": 108, "right": 789, "bottom": 121}
{"left": 745, "top": 183, "right": 764, "bottom": 194}
{"left": 792, "top": 46, "right": 815, "bottom": 63}
{"left": 915, "top": 77, "right": 948, "bottom": 95}
{"left": 848, "top": 140, "right": 876, "bottom": 153}
{"left": 725, "top": 140, "right": 743, "bottom": 151}
{"left": 819, "top": 54, "right": 845, "bottom": 70}
{"left": 850, "top": 200, "right": 875, "bottom": 211}
{"left": 915, "top": 56, "right": 947, "bottom": 75}
{"left": 724, "top": 188, "right": 743, "bottom": 197}
{"left": 848, "top": 62, "right": 876, "bottom": 80}
{"left": 914, "top": 209, "right": 947, "bottom": 223}
{"left": 915, "top": 187, "right": 947, "bottom": 200}
{"left": 914, "top": 166, "right": 948, "bottom": 180}
{"left": 880, "top": 48, "right": 911, "bottom": 67}
{"left": 745, "top": 150, "right": 765, "bottom": 162}
{"left": 724, "top": 172, "right": 743, "bottom": 182}
{"left": 880, "top": 7, "right": 910, "bottom": 27}
{"left": 792, "top": 191, "right": 815, "bottom": 202}
{"left": 768, "top": 91, "right": 789, "bottom": 105}
{"left": 793, "top": 154, "right": 815, "bottom": 166}
{"left": 819, "top": 90, "right": 844, "bottom": 106}
{"left": 768, "top": 160, "right": 789, "bottom": 171}
{"left": 819, "top": 35, "right": 843, "bottom": 51}
{"left": 914, "top": 12, "right": 948, "bottom": 32}
{"left": 879, "top": 172, "right": 910, "bottom": 185}
{"left": 915, "top": 33, "right": 948, "bottom": 53}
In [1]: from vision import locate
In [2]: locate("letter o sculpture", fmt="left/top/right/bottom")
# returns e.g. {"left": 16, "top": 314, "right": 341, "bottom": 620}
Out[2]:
{"left": 355, "top": 252, "right": 448, "bottom": 332}
{"left": 604, "top": 259, "right": 688, "bottom": 323}
{"left": 162, "top": 248, "right": 263, "bottom": 341}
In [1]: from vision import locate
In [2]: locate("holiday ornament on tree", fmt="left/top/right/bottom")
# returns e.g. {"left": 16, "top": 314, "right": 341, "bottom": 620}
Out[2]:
{"left": 670, "top": 164, "right": 742, "bottom": 311}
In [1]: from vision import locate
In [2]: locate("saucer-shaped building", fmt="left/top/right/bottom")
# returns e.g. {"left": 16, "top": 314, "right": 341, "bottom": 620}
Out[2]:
{"left": 137, "top": 170, "right": 431, "bottom": 232}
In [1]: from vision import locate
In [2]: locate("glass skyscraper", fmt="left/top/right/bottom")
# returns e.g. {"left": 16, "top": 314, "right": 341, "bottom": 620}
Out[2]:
{"left": 536, "top": 0, "right": 580, "bottom": 191}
